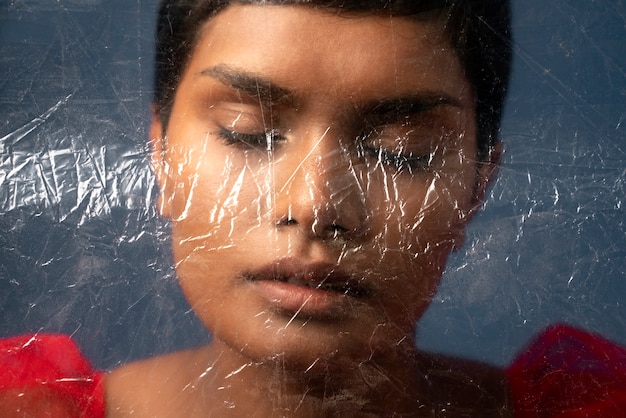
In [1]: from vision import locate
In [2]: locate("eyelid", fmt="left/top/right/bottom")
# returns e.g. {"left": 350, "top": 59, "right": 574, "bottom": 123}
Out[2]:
{"left": 357, "top": 117, "right": 448, "bottom": 173}
{"left": 213, "top": 102, "right": 273, "bottom": 131}
{"left": 217, "top": 126, "right": 285, "bottom": 152}
{"left": 238, "top": 90, "right": 294, "bottom": 108}
{"left": 359, "top": 144, "right": 433, "bottom": 173}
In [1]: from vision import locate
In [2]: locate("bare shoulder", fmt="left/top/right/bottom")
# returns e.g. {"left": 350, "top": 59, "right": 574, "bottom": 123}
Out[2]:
{"left": 415, "top": 350, "right": 512, "bottom": 417}
{"left": 106, "top": 346, "right": 213, "bottom": 417}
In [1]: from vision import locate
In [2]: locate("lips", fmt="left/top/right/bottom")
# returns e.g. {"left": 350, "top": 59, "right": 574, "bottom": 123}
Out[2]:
{"left": 246, "top": 258, "right": 368, "bottom": 296}
{"left": 243, "top": 258, "right": 369, "bottom": 316}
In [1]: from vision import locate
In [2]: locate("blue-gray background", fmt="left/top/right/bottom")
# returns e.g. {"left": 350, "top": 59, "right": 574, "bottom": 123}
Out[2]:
{"left": 1, "top": 0, "right": 624, "bottom": 370}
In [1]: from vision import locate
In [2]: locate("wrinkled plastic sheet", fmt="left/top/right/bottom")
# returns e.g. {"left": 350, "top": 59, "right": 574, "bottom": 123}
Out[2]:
{"left": 0, "top": 0, "right": 624, "bottom": 378}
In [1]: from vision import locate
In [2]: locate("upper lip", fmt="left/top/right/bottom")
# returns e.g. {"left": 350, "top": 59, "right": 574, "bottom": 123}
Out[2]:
{"left": 244, "top": 258, "right": 370, "bottom": 298}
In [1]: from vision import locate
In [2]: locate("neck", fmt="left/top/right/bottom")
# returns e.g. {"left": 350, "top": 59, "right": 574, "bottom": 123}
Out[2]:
{"left": 107, "top": 336, "right": 509, "bottom": 416}
{"left": 194, "top": 337, "right": 428, "bottom": 417}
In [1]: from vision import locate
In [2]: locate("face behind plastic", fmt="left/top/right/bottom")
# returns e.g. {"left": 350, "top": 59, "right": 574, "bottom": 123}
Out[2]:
{"left": 150, "top": 4, "right": 495, "bottom": 371}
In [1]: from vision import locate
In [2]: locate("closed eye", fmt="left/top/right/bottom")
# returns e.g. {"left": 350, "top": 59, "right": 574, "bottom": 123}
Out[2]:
{"left": 217, "top": 126, "right": 285, "bottom": 151}
{"left": 358, "top": 142, "right": 434, "bottom": 174}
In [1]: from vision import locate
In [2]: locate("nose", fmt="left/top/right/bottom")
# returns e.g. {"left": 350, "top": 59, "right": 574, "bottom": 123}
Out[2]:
{"left": 272, "top": 128, "right": 367, "bottom": 242}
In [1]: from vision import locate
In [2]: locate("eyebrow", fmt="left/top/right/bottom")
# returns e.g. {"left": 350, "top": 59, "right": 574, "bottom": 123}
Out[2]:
{"left": 200, "top": 64, "right": 462, "bottom": 120}
{"left": 200, "top": 64, "right": 294, "bottom": 105}
{"left": 363, "top": 94, "right": 463, "bottom": 124}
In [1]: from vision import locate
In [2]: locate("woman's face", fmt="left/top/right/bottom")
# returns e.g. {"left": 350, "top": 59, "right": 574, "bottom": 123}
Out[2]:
{"left": 153, "top": 4, "right": 493, "bottom": 369}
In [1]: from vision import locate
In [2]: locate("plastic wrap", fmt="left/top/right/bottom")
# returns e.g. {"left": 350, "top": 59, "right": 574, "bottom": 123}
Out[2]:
{"left": 1, "top": 0, "right": 625, "bottom": 415}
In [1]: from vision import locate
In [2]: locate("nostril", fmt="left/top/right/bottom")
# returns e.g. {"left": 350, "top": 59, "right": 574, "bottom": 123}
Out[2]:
{"left": 274, "top": 210, "right": 368, "bottom": 241}
{"left": 314, "top": 221, "right": 352, "bottom": 241}
{"left": 328, "top": 223, "right": 351, "bottom": 240}
{"left": 276, "top": 217, "right": 298, "bottom": 227}
{"left": 330, "top": 222, "right": 349, "bottom": 235}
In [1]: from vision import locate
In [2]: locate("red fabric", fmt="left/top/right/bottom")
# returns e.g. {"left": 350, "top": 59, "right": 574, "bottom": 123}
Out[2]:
{"left": 0, "top": 334, "right": 105, "bottom": 418}
{"left": 507, "top": 324, "right": 626, "bottom": 417}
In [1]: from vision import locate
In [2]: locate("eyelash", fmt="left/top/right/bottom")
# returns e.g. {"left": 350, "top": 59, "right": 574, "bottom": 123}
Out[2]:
{"left": 359, "top": 144, "right": 432, "bottom": 174}
{"left": 217, "top": 125, "right": 433, "bottom": 173}
{"left": 358, "top": 124, "right": 434, "bottom": 173}
{"left": 217, "top": 126, "right": 285, "bottom": 150}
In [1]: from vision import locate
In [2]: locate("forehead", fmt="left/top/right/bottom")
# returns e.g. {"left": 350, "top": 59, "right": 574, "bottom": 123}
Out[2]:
{"left": 186, "top": 4, "right": 467, "bottom": 103}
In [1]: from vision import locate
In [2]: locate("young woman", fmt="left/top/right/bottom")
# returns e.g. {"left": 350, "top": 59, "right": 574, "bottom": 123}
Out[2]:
{"left": 107, "top": 0, "right": 509, "bottom": 416}
{"left": 2, "top": 1, "right": 624, "bottom": 417}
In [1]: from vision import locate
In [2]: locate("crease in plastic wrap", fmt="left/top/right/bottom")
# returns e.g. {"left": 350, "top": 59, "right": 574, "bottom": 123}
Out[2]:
{"left": 0, "top": 0, "right": 625, "bottom": 416}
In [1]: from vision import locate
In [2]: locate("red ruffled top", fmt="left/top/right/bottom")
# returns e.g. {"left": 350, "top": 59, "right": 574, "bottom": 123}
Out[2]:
{"left": 507, "top": 324, "right": 626, "bottom": 417}
{"left": 0, "top": 334, "right": 105, "bottom": 417}
{"left": 1, "top": 324, "right": 625, "bottom": 417}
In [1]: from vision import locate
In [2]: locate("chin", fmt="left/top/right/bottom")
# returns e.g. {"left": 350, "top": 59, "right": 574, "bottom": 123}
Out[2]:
{"left": 214, "top": 307, "right": 417, "bottom": 375}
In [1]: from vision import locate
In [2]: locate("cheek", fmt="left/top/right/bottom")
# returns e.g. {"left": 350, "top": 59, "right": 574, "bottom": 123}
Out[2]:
{"left": 356, "top": 173, "right": 470, "bottom": 294}
{"left": 369, "top": 173, "right": 470, "bottom": 254}
{"left": 165, "top": 146, "right": 274, "bottom": 231}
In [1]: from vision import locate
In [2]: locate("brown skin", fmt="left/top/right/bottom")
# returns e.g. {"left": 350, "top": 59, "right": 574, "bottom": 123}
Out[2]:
{"left": 107, "top": 4, "right": 508, "bottom": 417}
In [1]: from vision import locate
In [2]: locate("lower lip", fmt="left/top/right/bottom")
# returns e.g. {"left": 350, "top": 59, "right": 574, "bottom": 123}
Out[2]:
{"left": 252, "top": 280, "right": 347, "bottom": 316}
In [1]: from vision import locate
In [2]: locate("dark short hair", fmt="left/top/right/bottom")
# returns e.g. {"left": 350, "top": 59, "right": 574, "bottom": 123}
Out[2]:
{"left": 154, "top": 0, "right": 511, "bottom": 160}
